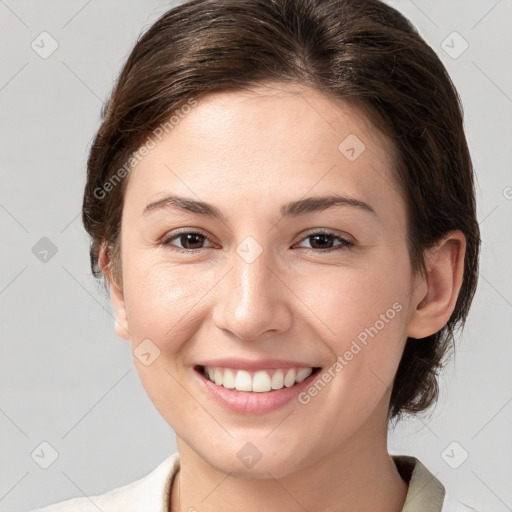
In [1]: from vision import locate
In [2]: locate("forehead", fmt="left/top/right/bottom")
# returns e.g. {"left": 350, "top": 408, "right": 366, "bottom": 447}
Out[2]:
{"left": 124, "top": 82, "right": 406, "bottom": 231}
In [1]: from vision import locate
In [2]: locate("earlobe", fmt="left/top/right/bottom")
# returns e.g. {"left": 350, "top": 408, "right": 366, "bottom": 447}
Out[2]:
{"left": 407, "top": 231, "right": 466, "bottom": 340}
{"left": 98, "top": 244, "right": 130, "bottom": 341}
{"left": 114, "top": 316, "right": 130, "bottom": 340}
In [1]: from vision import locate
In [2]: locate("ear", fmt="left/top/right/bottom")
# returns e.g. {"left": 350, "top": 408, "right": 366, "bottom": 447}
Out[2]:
{"left": 98, "top": 244, "right": 130, "bottom": 341}
{"left": 407, "top": 230, "right": 466, "bottom": 339}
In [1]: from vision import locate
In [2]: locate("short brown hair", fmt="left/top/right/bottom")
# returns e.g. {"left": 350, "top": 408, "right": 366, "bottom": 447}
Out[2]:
{"left": 82, "top": 0, "right": 480, "bottom": 421}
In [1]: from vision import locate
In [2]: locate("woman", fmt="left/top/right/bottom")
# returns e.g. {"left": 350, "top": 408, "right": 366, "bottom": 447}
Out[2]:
{"left": 33, "top": 0, "right": 481, "bottom": 510}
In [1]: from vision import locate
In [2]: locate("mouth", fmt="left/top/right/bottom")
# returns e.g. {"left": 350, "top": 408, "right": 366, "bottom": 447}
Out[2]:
{"left": 194, "top": 364, "right": 323, "bottom": 393}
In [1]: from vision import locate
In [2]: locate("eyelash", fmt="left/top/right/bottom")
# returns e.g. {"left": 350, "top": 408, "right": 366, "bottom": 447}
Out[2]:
{"left": 159, "top": 229, "right": 355, "bottom": 254}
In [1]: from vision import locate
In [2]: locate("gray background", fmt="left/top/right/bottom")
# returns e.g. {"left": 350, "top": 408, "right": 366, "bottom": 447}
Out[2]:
{"left": 0, "top": 1, "right": 511, "bottom": 511}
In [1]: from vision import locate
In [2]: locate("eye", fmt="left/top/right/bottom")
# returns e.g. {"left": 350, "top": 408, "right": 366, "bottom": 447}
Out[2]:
{"left": 159, "top": 228, "right": 355, "bottom": 254}
{"left": 295, "top": 230, "right": 354, "bottom": 253}
{"left": 159, "top": 229, "right": 215, "bottom": 252}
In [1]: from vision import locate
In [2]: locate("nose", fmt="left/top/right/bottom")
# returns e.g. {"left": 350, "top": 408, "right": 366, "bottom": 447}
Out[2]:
{"left": 211, "top": 243, "right": 293, "bottom": 341}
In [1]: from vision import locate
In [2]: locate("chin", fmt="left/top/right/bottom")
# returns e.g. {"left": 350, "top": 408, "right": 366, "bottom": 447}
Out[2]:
{"left": 202, "top": 443, "right": 310, "bottom": 480}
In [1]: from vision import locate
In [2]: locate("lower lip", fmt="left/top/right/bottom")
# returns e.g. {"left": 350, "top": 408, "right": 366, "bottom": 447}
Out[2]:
{"left": 192, "top": 366, "right": 322, "bottom": 414}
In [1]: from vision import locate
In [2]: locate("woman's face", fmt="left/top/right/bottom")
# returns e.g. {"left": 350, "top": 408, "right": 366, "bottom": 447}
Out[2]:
{"left": 109, "top": 83, "right": 425, "bottom": 477}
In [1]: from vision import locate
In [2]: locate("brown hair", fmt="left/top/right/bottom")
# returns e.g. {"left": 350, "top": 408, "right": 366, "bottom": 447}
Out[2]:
{"left": 82, "top": 0, "right": 480, "bottom": 421}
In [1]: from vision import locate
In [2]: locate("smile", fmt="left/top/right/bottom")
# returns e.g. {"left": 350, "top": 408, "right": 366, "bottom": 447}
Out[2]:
{"left": 200, "top": 365, "right": 320, "bottom": 392}
{"left": 193, "top": 360, "right": 323, "bottom": 414}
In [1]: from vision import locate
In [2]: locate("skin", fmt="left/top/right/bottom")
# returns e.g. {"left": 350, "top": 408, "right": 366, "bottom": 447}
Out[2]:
{"left": 99, "top": 82, "right": 466, "bottom": 512}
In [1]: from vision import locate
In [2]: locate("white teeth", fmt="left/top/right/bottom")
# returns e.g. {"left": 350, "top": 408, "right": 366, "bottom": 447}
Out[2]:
{"left": 214, "top": 368, "right": 223, "bottom": 386}
{"left": 222, "top": 369, "right": 236, "bottom": 389}
{"left": 234, "top": 370, "right": 252, "bottom": 391}
{"left": 202, "top": 366, "right": 315, "bottom": 392}
{"left": 296, "top": 367, "right": 313, "bottom": 383}
{"left": 271, "top": 370, "right": 284, "bottom": 389}
{"left": 252, "top": 371, "right": 272, "bottom": 392}
{"left": 284, "top": 369, "right": 296, "bottom": 387}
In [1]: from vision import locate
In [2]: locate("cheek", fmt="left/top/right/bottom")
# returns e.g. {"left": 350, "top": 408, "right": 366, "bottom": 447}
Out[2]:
{"left": 123, "top": 259, "right": 220, "bottom": 347}
{"left": 301, "top": 261, "right": 407, "bottom": 338}
{"left": 297, "top": 258, "right": 410, "bottom": 387}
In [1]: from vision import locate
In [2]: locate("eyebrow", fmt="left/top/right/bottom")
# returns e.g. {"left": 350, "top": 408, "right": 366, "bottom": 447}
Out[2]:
{"left": 142, "top": 194, "right": 377, "bottom": 220}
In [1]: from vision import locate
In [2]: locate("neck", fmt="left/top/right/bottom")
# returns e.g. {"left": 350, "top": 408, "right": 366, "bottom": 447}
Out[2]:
{"left": 170, "top": 410, "right": 407, "bottom": 512}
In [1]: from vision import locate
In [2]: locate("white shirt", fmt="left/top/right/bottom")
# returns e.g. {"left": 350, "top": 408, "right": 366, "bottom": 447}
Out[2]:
{"left": 30, "top": 452, "right": 479, "bottom": 512}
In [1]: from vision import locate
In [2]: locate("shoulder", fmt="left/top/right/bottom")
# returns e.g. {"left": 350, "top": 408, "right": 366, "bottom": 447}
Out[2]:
{"left": 442, "top": 493, "right": 481, "bottom": 512}
{"left": 29, "top": 453, "right": 180, "bottom": 512}
{"left": 392, "top": 454, "right": 481, "bottom": 512}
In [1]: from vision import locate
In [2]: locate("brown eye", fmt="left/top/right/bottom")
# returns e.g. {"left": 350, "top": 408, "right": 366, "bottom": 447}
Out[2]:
{"left": 296, "top": 231, "right": 354, "bottom": 252}
{"left": 161, "top": 230, "right": 214, "bottom": 252}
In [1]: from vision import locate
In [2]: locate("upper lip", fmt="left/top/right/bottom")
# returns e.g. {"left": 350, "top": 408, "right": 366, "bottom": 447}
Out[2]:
{"left": 196, "top": 358, "right": 321, "bottom": 371}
